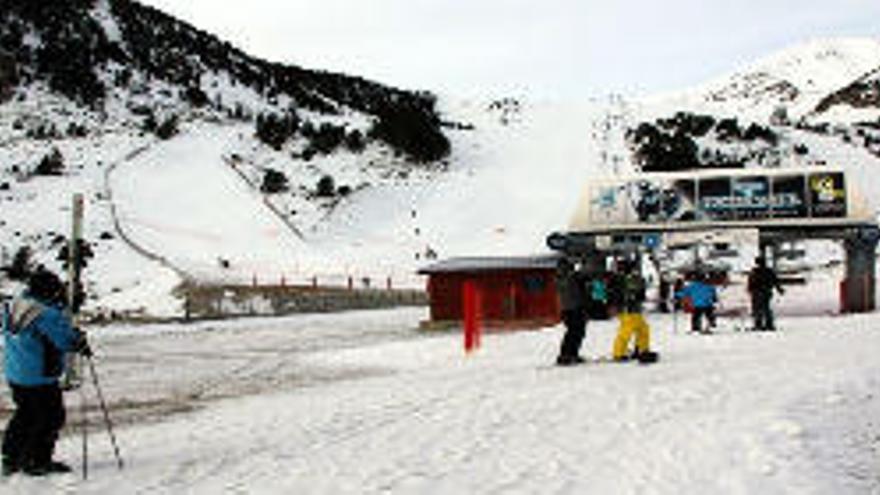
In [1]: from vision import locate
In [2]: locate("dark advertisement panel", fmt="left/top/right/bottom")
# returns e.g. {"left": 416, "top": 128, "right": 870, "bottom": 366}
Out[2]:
{"left": 625, "top": 179, "right": 700, "bottom": 223}
{"left": 732, "top": 176, "right": 770, "bottom": 220}
{"left": 699, "top": 177, "right": 734, "bottom": 221}
{"left": 809, "top": 172, "right": 847, "bottom": 218}
{"left": 771, "top": 175, "right": 807, "bottom": 218}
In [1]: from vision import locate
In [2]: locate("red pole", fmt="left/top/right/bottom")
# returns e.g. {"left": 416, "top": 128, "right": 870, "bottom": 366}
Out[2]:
{"left": 463, "top": 280, "right": 482, "bottom": 353}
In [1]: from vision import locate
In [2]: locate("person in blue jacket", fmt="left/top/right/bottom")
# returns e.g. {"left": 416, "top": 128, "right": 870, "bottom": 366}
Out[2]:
{"left": 675, "top": 271, "right": 718, "bottom": 334}
{"left": 2, "top": 268, "right": 90, "bottom": 477}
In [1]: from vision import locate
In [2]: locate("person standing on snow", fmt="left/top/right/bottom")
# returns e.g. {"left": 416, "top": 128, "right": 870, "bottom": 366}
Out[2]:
{"left": 608, "top": 259, "right": 657, "bottom": 363}
{"left": 675, "top": 272, "right": 718, "bottom": 333}
{"left": 555, "top": 257, "right": 589, "bottom": 366}
{"left": 2, "top": 268, "right": 91, "bottom": 477}
{"left": 747, "top": 256, "right": 784, "bottom": 331}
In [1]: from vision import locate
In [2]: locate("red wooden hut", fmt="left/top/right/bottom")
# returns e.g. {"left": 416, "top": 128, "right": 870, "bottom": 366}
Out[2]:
{"left": 418, "top": 255, "right": 561, "bottom": 329}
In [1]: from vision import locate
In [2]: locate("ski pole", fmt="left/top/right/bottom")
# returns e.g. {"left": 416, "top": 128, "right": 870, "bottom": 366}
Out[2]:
{"left": 81, "top": 355, "right": 88, "bottom": 480}
{"left": 673, "top": 303, "right": 678, "bottom": 334}
{"left": 87, "top": 356, "right": 124, "bottom": 470}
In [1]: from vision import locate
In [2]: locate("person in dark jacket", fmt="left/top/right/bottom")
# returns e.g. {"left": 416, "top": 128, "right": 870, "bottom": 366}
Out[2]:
{"left": 555, "top": 257, "right": 589, "bottom": 365}
{"left": 657, "top": 274, "right": 671, "bottom": 313}
{"left": 675, "top": 272, "right": 718, "bottom": 333}
{"left": 2, "top": 268, "right": 90, "bottom": 476}
{"left": 747, "top": 256, "right": 785, "bottom": 331}
{"left": 608, "top": 259, "right": 657, "bottom": 362}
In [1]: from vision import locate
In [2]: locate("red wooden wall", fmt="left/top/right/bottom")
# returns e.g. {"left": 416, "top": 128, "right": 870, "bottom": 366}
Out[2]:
{"left": 426, "top": 269, "right": 560, "bottom": 326}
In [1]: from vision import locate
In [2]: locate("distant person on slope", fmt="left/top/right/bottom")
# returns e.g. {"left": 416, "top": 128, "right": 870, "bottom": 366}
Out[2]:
{"left": 555, "top": 257, "right": 589, "bottom": 366}
{"left": 675, "top": 272, "right": 718, "bottom": 334}
{"left": 747, "top": 256, "right": 784, "bottom": 331}
{"left": 608, "top": 259, "right": 657, "bottom": 363}
{"left": 2, "top": 268, "right": 91, "bottom": 477}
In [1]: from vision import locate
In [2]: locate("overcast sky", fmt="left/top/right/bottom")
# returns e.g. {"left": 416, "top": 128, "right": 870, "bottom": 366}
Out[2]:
{"left": 137, "top": 0, "right": 880, "bottom": 100}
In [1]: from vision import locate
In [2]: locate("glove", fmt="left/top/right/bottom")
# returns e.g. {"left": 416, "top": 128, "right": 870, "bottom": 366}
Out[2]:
{"left": 73, "top": 328, "right": 93, "bottom": 357}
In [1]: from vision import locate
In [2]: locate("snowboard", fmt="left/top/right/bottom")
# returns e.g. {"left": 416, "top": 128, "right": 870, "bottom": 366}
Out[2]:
{"left": 544, "top": 352, "right": 660, "bottom": 369}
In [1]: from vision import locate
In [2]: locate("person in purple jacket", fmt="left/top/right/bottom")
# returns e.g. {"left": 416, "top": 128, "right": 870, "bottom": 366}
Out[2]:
{"left": 2, "top": 268, "right": 91, "bottom": 477}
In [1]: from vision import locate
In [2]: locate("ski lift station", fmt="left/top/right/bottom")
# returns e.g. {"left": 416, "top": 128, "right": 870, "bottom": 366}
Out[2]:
{"left": 547, "top": 166, "right": 880, "bottom": 314}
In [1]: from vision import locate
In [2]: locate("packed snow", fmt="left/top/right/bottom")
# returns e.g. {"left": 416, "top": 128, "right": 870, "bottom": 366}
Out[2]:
{"left": 2, "top": 277, "right": 880, "bottom": 493}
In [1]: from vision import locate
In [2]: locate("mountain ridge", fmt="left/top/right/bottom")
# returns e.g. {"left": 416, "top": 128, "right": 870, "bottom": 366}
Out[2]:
{"left": 0, "top": 0, "right": 450, "bottom": 162}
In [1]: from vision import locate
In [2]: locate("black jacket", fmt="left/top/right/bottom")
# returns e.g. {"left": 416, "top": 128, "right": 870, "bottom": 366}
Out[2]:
{"left": 609, "top": 272, "right": 646, "bottom": 313}
{"left": 556, "top": 266, "right": 588, "bottom": 312}
{"left": 747, "top": 266, "right": 782, "bottom": 299}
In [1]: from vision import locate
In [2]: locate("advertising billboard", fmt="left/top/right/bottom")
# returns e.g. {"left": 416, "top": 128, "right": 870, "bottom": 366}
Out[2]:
{"left": 572, "top": 168, "right": 861, "bottom": 232}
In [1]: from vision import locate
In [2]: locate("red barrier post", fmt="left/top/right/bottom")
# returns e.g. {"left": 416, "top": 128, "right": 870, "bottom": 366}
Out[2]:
{"left": 463, "top": 280, "right": 482, "bottom": 353}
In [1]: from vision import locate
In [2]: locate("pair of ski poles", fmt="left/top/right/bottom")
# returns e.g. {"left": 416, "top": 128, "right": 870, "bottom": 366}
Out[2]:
{"left": 76, "top": 354, "right": 124, "bottom": 480}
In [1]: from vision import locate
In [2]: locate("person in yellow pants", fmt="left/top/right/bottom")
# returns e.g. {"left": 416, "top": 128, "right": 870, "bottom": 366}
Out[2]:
{"left": 613, "top": 312, "right": 651, "bottom": 359}
{"left": 609, "top": 259, "right": 658, "bottom": 363}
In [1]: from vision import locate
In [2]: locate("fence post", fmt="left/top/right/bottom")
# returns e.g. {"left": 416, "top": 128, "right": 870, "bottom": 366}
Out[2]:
{"left": 387, "top": 276, "right": 392, "bottom": 290}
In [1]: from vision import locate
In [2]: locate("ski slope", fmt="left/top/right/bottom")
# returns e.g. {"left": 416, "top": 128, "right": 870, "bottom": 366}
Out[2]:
{"left": 109, "top": 123, "right": 314, "bottom": 284}
{"left": 305, "top": 100, "right": 608, "bottom": 272}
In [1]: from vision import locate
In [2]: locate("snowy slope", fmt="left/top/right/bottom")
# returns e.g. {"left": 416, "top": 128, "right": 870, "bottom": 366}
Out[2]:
{"left": 645, "top": 37, "right": 880, "bottom": 122}
{"left": 73, "top": 99, "right": 613, "bottom": 313}
{"left": 306, "top": 100, "right": 605, "bottom": 265}
{"left": 110, "top": 123, "right": 312, "bottom": 283}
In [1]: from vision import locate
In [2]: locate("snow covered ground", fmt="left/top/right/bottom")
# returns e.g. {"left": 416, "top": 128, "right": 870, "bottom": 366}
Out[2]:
{"left": 2, "top": 274, "right": 879, "bottom": 494}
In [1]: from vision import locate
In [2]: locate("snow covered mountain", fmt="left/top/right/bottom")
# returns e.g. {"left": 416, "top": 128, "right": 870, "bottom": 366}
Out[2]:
{"left": 0, "top": 0, "right": 451, "bottom": 315}
{"left": 1, "top": 1, "right": 879, "bottom": 319}
{"left": 1, "top": 0, "right": 451, "bottom": 159}
{"left": 648, "top": 37, "right": 880, "bottom": 124}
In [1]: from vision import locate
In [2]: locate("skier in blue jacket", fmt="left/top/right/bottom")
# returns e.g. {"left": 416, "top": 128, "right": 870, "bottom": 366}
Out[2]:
{"left": 2, "top": 268, "right": 90, "bottom": 477}
{"left": 675, "top": 272, "right": 718, "bottom": 334}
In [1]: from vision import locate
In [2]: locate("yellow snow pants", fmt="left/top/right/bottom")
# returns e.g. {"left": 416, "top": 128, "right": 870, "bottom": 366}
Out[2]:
{"left": 613, "top": 312, "right": 651, "bottom": 359}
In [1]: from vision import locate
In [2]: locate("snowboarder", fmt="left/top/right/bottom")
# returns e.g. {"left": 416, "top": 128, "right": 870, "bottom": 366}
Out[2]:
{"left": 675, "top": 272, "right": 718, "bottom": 333}
{"left": 555, "top": 257, "right": 589, "bottom": 366}
{"left": 2, "top": 268, "right": 91, "bottom": 476}
{"left": 747, "top": 256, "right": 785, "bottom": 331}
{"left": 608, "top": 259, "right": 657, "bottom": 363}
